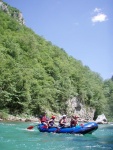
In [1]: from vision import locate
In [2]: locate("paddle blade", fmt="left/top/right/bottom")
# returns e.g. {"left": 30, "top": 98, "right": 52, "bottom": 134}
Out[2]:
{"left": 27, "top": 126, "right": 34, "bottom": 130}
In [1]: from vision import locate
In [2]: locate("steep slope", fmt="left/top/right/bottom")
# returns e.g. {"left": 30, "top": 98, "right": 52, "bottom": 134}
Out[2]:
{"left": 0, "top": 0, "right": 25, "bottom": 24}
{"left": 0, "top": 2, "right": 107, "bottom": 118}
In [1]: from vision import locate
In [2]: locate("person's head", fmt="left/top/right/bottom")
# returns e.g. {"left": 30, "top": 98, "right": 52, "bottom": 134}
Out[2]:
{"left": 43, "top": 112, "right": 47, "bottom": 115}
{"left": 51, "top": 115, "right": 56, "bottom": 119}
{"left": 62, "top": 115, "right": 66, "bottom": 118}
{"left": 74, "top": 115, "right": 79, "bottom": 119}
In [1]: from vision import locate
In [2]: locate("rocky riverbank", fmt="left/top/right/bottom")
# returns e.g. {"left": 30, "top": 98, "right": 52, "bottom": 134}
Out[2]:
{"left": 0, "top": 114, "right": 39, "bottom": 122}
{"left": 0, "top": 113, "right": 108, "bottom": 124}
{"left": 0, "top": 114, "right": 92, "bottom": 123}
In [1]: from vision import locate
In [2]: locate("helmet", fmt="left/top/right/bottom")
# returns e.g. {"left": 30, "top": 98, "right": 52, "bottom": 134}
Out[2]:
{"left": 52, "top": 115, "right": 56, "bottom": 119}
{"left": 62, "top": 115, "right": 66, "bottom": 118}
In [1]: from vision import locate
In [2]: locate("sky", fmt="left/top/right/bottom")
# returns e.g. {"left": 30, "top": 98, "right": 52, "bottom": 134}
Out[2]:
{"left": 3, "top": 0, "right": 113, "bottom": 80}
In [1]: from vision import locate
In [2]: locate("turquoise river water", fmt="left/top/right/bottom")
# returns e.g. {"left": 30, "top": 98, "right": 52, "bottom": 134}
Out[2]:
{"left": 0, "top": 122, "right": 113, "bottom": 150}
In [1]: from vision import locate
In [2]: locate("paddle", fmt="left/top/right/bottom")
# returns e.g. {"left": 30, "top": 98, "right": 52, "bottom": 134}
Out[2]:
{"left": 27, "top": 125, "right": 37, "bottom": 130}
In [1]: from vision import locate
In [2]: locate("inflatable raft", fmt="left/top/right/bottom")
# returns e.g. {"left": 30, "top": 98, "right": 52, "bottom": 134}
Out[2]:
{"left": 38, "top": 122, "right": 98, "bottom": 134}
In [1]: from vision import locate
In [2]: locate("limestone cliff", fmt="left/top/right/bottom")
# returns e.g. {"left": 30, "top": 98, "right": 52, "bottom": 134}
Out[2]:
{"left": 66, "top": 97, "right": 95, "bottom": 121}
{"left": 0, "top": 0, "right": 25, "bottom": 24}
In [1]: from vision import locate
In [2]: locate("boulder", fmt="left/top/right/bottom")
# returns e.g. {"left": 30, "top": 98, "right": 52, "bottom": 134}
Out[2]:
{"left": 0, "top": 118, "right": 3, "bottom": 121}
{"left": 95, "top": 114, "right": 108, "bottom": 124}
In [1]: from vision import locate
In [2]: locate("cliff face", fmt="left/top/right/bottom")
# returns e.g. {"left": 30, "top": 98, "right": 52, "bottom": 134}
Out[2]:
{"left": 0, "top": 1, "right": 25, "bottom": 24}
{"left": 67, "top": 97, "right": 95, "bottom": 121}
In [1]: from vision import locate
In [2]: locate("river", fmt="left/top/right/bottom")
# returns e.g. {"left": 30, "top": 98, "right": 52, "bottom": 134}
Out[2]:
{"left": 0, "top": 122, "right": 113, "bottom": 150}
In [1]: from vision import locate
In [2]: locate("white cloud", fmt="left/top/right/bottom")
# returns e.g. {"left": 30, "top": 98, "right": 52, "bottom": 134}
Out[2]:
{"left": 94, "top": 8, "right": 101, "bottom": 13}
{"left": 91, "top": 8, "right": 108, "bottom": 23}
{"left": 92, "top": 13, "right": 107, "bottom": 23}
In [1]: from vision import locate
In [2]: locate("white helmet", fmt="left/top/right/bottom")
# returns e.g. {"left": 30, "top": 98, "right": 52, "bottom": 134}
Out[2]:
{"left": 62, "top": 115, "right": 66, "bottom": 117}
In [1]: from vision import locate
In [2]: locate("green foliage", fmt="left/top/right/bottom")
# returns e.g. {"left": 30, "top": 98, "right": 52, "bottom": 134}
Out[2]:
{"left": 0, "top": 7, "right": 111, "bottom": 119}
{"left": 0, "top": 110, "right": 8, "bottom": 120}
{"left": 103, "top": 79, "right": 113, "bottom": 121}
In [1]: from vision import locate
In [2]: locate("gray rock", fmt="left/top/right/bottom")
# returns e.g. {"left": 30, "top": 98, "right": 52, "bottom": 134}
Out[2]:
{"left": 0, "top": 1, "right": 25, "bottom": 25}
{"left": 66, "top": 97, "right": 95, "bottom": 121}
{"left": 95, "top": 114, "right": 107, "bottom": 124}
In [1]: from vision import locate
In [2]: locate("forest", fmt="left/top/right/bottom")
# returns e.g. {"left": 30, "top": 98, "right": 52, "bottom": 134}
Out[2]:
{"left": 0, "top": 2, "right": 113, "bottom": 121}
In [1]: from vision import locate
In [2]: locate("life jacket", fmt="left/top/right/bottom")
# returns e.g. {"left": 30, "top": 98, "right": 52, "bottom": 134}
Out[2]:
{"left": 62, "top": 118, "right": 66, "bottom": 123}
{"left": 49, "top": 118, "right": 54, "bottom": 127}
{"left": 70, "top": 119, "right": 77, "bottom": 127}
{"left": 59, "top": 118, "right": 66, "bottom": 126}
{"left": 40, "top": 115, "right": 48, "bottom": 123}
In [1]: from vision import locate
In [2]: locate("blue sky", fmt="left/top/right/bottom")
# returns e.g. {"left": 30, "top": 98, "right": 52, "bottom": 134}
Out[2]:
{"left": 3, "top": 0, "right": 113, "bottom": 80}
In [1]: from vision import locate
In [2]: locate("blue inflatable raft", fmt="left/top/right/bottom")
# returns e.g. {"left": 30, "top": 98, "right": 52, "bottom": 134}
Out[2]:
{"left": 38, "top": 122, "right": 98, "bottom": 134}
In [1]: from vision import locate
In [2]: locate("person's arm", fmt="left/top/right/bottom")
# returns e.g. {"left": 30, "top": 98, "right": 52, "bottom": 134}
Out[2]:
{"left": 48, "top": 119, "right": 52, "bottom": 123}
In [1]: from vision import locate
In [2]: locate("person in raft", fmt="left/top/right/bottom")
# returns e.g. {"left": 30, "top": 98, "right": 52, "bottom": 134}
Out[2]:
{"left": 40, "top": 112, "right": 49, "bottom": 128}
{"left": 59, "top": 115, "right": 67, "bottom": 127}
{"left": 70, "top": 115, "right": 79, "bottom": 127}
{"left": 48, "top": 115, "right": 56, "bottom": 127}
